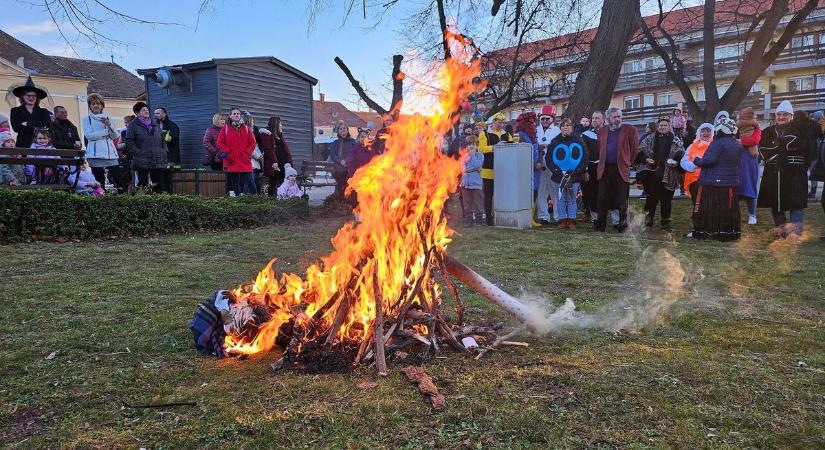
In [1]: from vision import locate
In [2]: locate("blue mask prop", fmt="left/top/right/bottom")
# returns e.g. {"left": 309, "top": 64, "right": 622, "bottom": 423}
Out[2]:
{"left": 551, "top": 142, "right": 583, "bottom": 171}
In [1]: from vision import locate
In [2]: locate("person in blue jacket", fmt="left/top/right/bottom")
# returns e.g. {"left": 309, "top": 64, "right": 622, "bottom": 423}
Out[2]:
{"left": 690, "top": 118, "right": 745, "bottom": 241}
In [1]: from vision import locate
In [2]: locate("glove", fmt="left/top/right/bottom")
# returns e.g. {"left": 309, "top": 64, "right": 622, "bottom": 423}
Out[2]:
{"left": 666, "top": 158, "right": 677, "bottom": 167}
{"left": 217, "top": 151, "right": 228, "bottom": 160}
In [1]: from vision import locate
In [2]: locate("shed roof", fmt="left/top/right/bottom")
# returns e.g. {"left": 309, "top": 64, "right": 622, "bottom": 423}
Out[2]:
{"left": 138, "top": 56, "right": 318, "bottom": 85}
{"left": 50, "top": 56, "right": 144, "bottom": 99}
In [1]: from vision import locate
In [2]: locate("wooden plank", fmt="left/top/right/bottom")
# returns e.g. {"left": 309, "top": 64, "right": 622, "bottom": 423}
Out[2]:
{"left": 0, "top": 148, "right": 84, "bottom": 157}
{"left": 0, "top": 158, "right": 79, "bottom": 166}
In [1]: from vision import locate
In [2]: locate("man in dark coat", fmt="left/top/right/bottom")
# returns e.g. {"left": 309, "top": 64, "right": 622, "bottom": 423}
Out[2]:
{"left": 49, "top": 106, "right": 81, "bottom": 150}
{"left": 10, "top": 76, "right": 52, "bottom": 149}
{"left": 758, "top": 100, "right": 817, "bottom": 238}
{"left": 155, "top": 107, "right": 181, "bottom": 165}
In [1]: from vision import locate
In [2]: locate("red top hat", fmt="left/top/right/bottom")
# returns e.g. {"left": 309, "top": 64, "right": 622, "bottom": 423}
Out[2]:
{"left": 539, "top": 104, "right": 556, "bottom": 118}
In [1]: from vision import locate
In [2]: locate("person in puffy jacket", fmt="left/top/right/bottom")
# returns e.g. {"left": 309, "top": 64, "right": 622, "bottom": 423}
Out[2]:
{"left": 545, "top": 118, "right": 588, "bottom": 230}
{"left": 202, "top": 113, "right": 226, "bottom": 171}
{"left": 82, "top": 93, "right": 123, "bottom": 190}
{"left": 217, "top": 107, "right": 257, "bottom": 195}
{"left": 126, "top": 101, "right": 170, "bottom": 193}
{"left": 689, "top": 118, "right": 745, "bottom": 241}
{"left": 680, "top": 122, "right": 713, "bottom": 203}
{"left": 636, "top": 118, "right": 685, "bottom": 232}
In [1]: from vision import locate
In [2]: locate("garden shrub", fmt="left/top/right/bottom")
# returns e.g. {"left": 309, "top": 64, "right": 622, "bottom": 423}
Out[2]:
{"left": 0, "top": 190, "right": 310, "bottom": 242}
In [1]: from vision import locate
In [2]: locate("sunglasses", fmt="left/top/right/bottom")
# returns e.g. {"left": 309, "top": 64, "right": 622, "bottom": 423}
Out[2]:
{"left": 540, "top": 118, "right": 552, "bottom": 121}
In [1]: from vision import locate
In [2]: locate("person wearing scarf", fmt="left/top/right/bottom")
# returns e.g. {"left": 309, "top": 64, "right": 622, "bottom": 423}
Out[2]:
{"left": 690, "top": 118, "right": 745, "bottom": 241}
{"left": 680, "top": 122, "right": 714, "bottom": 204}
{"left": 327, "top": 120, "right": 355, "bottom": 199}
{"left": 757, "top": 100, "right": 817, "bottom": 240}
{"left": 83, "top": 93, "right": 123, "bottom": 190}
{"left": 217, "top": 107, "right": 257, "bottom": 195}
{"left": 125, "top": 101, "right": 170, "bottom": 193}
{"left": 636, "top": 118, "right": 685, "bottom": 232}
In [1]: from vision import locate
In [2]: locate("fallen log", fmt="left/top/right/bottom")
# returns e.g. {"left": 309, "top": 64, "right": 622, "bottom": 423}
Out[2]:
{"left": 441, "top": 254, "right": 541, "bottom": 332}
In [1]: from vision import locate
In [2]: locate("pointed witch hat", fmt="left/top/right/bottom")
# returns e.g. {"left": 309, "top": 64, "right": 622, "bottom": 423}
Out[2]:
{"left": 12, "top": 76, "right": 48, "bottom": 99}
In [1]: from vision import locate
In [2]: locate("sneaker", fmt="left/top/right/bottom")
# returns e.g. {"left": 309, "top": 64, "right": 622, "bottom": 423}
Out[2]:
{"left": 539, "top": 219, "right": 551, "bottom": 226}
{"left": 568, "top": 220, "right": 577, "bottom": 230}
{"left": 685, "top": 232, "right": 694, "bottom": 238}
{"left": 747, "top": 214, "right": 757, "bottom": 225}
{"left": 558, "top": 219, "right": 568, "bottom": 229}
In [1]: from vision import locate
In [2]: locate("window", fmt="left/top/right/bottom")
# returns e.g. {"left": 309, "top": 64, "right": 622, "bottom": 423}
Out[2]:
{"left": 624, "top": 95, "right": 640, "bottom": 109}
{"left": 816, "top": 74, "right": 825, "bottom": 89}
{"left": 751, "top": 82, "right": 762, "bottom": 93}
{"left": 714, "top": 44, "right": 744, "bottom": 60}
{"left": 643, "top": 94, "right": 655, "bottom": 107}
{"left": 791, "top": 34, "right": 814, "bottom": 48}
{"left": 697, "top": 84, "right": 730, "bottom": 102}
{"left": 534, "top": 76, "right": 548, "bottom": 89}
{"left": 564, "top": 72, "right": 578, "bottom": 84}
{"left": 510, "top": 110, "right": 521, "bottom": 120}
{"left": 657, "top": 91, "right": 677, "bottom": 106}
{"left": 788, "top": 76, "right": 814, "bottom": 92}
{"left": 621, "top": 57, "right": 664, "bottom": 74}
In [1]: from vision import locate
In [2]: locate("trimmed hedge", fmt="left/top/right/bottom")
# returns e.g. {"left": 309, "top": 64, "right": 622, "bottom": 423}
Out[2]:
{"left": 0, "top": 190, "right": 310, "bottom": 243}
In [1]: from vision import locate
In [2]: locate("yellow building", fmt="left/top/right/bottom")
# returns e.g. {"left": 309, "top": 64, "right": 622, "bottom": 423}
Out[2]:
{"left": 0, "top": 30, "right": 143, "bottom": 135}
{"left": 486, "top": 0, "right": 825, "bottom": 127}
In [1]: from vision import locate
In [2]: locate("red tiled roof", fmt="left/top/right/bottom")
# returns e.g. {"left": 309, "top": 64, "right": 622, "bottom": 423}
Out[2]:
{"left": 486, "top": 0, "right": 824, "bottom": 65}
{"left": 0, "top": 29, "right": 81, "bottom": 78}
{"left": 353, "top": 110, "right": 384, "bottom": 129}
{"left": 50, "top": 56, "right": 144, "bottom": 99}
{"left": 313, "top": 100, "right": 367, "bottom": 128}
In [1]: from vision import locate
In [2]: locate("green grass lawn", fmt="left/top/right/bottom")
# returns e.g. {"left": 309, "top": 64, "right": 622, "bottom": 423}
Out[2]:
{"left": 1, "top": 198, "right": 823, "bottom": 449}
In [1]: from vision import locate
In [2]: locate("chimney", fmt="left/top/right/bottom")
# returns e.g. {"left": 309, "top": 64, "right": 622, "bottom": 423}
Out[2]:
{"left": 16, "top": 56, "right": 24, "bottom": 68}
{"left": 319, "top": 93, "right": 325, "bottom": 102}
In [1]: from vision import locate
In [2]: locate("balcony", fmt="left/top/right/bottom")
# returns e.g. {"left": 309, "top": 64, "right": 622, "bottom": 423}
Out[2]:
{"left": 770, "top": 88, "right": 825, "bottom": 112}
{"left": 614, "top": 43, "right": 825, "bottom": 92}
{"left": 621, "top": 103, "right": 677, "bottom": 124}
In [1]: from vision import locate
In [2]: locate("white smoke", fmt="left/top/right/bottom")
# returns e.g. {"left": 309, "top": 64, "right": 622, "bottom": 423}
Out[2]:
{"left": 520, "top": 245, "right": 694, "bottom": 334}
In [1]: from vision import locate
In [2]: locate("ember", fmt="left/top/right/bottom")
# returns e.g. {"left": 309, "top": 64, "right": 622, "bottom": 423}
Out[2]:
{"left": 220, "top": 33, "right": 533, "bottom": 373}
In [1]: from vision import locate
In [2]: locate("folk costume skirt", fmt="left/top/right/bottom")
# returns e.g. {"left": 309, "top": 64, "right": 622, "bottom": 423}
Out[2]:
{"left": 692, "top": 184, "right": 741, "bottom": 241}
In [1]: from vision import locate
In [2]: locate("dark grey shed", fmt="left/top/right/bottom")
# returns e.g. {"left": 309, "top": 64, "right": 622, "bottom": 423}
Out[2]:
{"left": 137, "top": 57, "right": 317, "bottom": 167}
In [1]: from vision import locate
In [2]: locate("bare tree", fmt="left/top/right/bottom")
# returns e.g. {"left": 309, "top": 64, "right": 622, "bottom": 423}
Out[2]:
{"left": 565, "top": 0, "right": 641, "bottom": 120}
{"left": 640, "top": 0, "right": 821, "bottom": 122}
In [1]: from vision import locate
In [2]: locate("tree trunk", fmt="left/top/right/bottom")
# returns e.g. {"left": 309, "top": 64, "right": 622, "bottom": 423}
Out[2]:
{"left": 701, "top": 0, "right": 720, "bottom": 118}
{"left": 566, "top": 0, "right": 641, "bottom": 120}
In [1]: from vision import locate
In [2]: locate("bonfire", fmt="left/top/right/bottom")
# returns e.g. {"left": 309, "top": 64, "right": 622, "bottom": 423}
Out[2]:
{"left": 222, "top": 34, "right": 536, "bottom": 374}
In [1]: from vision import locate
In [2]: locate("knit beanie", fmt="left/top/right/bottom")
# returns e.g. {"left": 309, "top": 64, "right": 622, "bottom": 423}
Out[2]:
{"left": 0, "top": 130, "right": 14, "bottom": 144}
{"left": 775, "top": 100, "right": 794, "bottom": 115}
{"left": 284, "top": 163, "right": 298, "bottom": 178}
{"left": 696, "top": 122, "right": 714, "bottom": 135}
{"left": 715, "top": 118, "right": 738, "bottom": 135}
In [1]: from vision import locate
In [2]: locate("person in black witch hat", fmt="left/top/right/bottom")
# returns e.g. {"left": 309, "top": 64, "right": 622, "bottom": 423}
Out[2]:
{"left": 9, "top": 76, "right": 52, "bottom": 149}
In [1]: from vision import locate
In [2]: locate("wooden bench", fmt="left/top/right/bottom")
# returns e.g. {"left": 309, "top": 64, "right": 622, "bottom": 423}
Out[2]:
{"left": 298, "top": 160, "right": 338, "bottom": 195}
{"left": 0, "top": 147, "right": 85, "bottom": 191}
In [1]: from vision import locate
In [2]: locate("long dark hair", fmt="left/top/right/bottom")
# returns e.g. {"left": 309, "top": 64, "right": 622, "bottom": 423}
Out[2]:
{"left": 267, "top": 116, "right": 281, "bottom": 133}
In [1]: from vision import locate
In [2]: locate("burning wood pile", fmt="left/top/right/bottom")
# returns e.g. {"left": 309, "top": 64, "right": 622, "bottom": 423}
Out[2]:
{"left": 218, "top": 35, "right": 537, "bottom": 374}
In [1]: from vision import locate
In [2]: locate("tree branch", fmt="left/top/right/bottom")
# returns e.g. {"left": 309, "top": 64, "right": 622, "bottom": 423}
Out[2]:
{"left": 334, "top": 56, "right": 389, "bottom": 115}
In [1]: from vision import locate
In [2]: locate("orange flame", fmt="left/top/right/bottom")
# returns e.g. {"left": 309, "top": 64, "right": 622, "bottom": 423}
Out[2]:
{"left": 225, "top": 34, "right": 480, "bottom": 355}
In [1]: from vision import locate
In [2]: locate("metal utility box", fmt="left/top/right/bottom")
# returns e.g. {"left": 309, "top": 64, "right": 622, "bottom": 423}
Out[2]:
{"left": 493, "top": 142, "right": 533, "bottom": 229}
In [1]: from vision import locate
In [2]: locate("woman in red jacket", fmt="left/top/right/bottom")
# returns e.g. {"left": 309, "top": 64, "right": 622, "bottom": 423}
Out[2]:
{"left": 217, "top": 107, "right": 256, "bottom": 195}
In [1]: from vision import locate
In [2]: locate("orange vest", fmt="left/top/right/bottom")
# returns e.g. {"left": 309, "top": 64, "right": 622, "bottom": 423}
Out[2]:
{"left": 684, "top": 139, "right": 711, "bottom": 197}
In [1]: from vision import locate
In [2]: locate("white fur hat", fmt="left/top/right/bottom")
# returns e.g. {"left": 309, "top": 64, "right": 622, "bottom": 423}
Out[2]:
{"left": 775, "top": 100, "right": 794, "bottom": 115}
{"left": 715, "top": 117, "right": 738, "bottom": 135}
{"left": 284, "top": 163, "right": 298, "bottom": 178}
